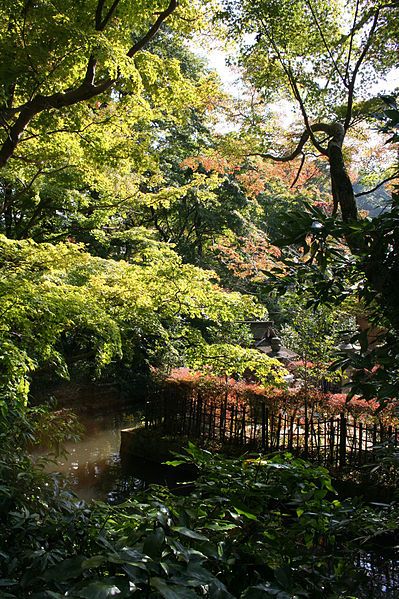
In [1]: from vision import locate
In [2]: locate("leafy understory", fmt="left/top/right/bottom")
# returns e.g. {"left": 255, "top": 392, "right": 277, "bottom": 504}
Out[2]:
{"left": 1, "top": 445, "right": 397, "bottom": 598}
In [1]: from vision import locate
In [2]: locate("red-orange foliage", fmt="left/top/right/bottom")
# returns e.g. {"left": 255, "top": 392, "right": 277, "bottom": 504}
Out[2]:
{"left": 164, "top": 368, "right": 398, "bottom": 425}
{"left": 213, "top": 231, "right": 283, "bottom": 281}
{"left": 180, "top": 151, "right": 329, "bottom": 200}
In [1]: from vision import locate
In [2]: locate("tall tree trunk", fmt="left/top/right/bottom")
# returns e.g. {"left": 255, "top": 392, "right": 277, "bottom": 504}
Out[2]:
{"left": 328, "top": 140, "right": 358, "bottom": 222}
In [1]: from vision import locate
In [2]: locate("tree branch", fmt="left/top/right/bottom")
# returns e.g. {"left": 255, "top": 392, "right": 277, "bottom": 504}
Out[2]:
{"left": 305, "top": 0, "right": 347, "bottom": 87}
{"left": 344, "top": 0, "right": 360, "bottom": 84}
{"left": 0, "top": 78, "right": 113, "bottom": 168}
{"left": 84, "top": 55, "right": 97, "bottom": 85}
{"left": 127, "top": 0, "right": 177, "bottom": 57}
{"left": 247, "top": 123, "right": 340, "bottom": 163}
{"left": 0, "top": 0, "right": 178, "bottom": 169}
{"left": 21, "top": 115, "right": 114, "bottom": 142}
{"left": 344, "top": 8, "right": 380, "bottom": 131}
{"left": 287, "top": 71, "right": 328, "bottom": 155}
{"left": 355, "top": 171, "right": 399, "bottom": 198}
{"left": 290, "top": 152, "right": 306, "bottom": 188}
{"left": 95, "top": 0, "right": 106, "bottom": 29}
{"left": 96, "top": 0, "right": 122, "bottom": 31}
{"left": 258, "top": 14, "right": 329, "bottom": 156}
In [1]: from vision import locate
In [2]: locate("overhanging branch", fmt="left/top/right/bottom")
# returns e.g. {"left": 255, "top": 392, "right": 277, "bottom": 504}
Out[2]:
{"left": 355, "top": 171, "right": 399, "bottom": 198}
{"left": 127, "top": 0, "right": 177, "bottom": 57}
{"left": 0, "top": 0, "right": 178, "bottom": 169}
{"left": 344, "top": 8, "right": 380, "bottom": 131}
{"left": 248, "top": 122, "right": 342, "bottom": 163}
{"left": 290, "top": 152, "right": 306, "bottom": 188}
{"left": 305, "top": 0, "right": 347, "bottom": 87}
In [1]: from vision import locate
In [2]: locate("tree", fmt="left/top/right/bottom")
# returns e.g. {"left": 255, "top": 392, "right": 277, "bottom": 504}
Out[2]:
{"left": 0, "top": 234, "right": 261, "bottom": 415}
{"left": 261, "top": 97, "right": 399, "bottom": 403}
{"left": 219, "top": 0, "right": 398, "bottom": 231}
{"left": 213, "top": 1, "right": 399, "bottom": 404}
{"left": 0, "top": 1, "right": 214, "bottom": 239}
{"left": 0, "top": 0, "right": 181, "bottom": 167}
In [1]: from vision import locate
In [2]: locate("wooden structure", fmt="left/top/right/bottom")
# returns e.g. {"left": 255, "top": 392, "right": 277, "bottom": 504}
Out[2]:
{"left": 144, "top": 387, "right": 398, "bottom": 470}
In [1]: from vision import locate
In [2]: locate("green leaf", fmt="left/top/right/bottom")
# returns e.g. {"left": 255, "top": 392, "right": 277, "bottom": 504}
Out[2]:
{"left": 232, "top": 505, "right": 258, "bottom": 521}
{"left": 205, "top": 522, "right": 237, "bottom": 531}
{"left": 82, "top": 555, "right": 107, "bottom": 569}
{"left": 75, "top": 580, "right": 125, "bottom": 599}
{"left": 274, "top": 567, "right": 293, "bottom": 592}
{"left": 241, "top": 584, "right": 291, "bottom": 598}
{"left": 208, "top": 583, "right": 236, "bottom": 598}
{"left": 143, "top": 526, "right": 165, "bottom": 558}
{"left": 150, "top": 577, "right": 198, "bottom": 599}
{"left": 171, "top": 526, "right": 209, "bottom": 541}
{"left": 323, "top": 479, "right": 336, "bottom": 493}
{"left": 32, "top": 593, "right": 65, "bottom": 598}
{"left": 44, "top": 556, "right": 86, "bottom": 581}
{"left": 0, "top": 580, "right": 17, "bottom": 587}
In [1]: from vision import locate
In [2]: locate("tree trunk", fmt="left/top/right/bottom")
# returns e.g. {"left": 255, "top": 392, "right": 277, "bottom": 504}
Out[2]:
{"left": 328, "top": 140, "right": 358, "bottom": 222}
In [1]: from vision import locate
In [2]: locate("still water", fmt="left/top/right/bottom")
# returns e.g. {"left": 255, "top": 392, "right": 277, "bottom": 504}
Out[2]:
{"left": 47, "top": 406, "right": 191, "bottom": 503}
{"left": 45, "top": 407, "right": 398, "bottom": 596}
{"left": 48, "top": 407, "right": 148, "bottom": 503}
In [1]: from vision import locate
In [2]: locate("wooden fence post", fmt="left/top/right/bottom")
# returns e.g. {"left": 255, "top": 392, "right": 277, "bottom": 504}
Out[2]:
{"left": 329, "top": 418, "right": 335, "bottom": 464}
{"left": 261, "top": 403, "right": 266, "bottom": 450}
{"left": 339, "top": 413, "right": 347, "bottom": 468}
{"left": 241, "top": 406, "right": 246, "bottom": 444}
{"left": 196, "top": 393, "right": 202, "bottom": 437}
{"left": 304, "top": 416, "right": 309, "bottom": 458}
{"left": 276, "top": 413, "right": 282, "bottom": 450}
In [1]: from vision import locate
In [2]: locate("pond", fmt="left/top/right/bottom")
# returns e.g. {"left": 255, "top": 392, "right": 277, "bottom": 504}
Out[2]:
{"left": 44, "top": 405, "right": 398, "bottom": 596}
{"left": 46, "top": 405, "right": 188, "bottom": 503}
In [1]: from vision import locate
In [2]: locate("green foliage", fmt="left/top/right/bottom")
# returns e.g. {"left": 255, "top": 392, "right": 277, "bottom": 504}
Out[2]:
{"left": 186, "top": 342, "right": 288, "bottom": 388}
{"left": 0, "top": 1, "right": 218, "bottom": 243}
{"left": 279, "top": 291, "right": 354, "bottom": 388}
{"left": 0, "top": 235, "right": 261, "bottom": 421}
{"left": 219, "top": 0, "right": 398, "bottom": 120}
{"left": 1, "top": 445, "right": 397, "bottom": 597}
{"left": 0, "top": 5, "right": 397, "bottom": 596}
{"left": 264, "top": 188, "right": 399, "bottom": 403}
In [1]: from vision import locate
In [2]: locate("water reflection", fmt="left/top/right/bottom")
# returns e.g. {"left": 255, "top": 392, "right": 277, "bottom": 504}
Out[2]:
{"left": 48, "top": 408, "right": 146, "bottom": 502}
{"left": 47, "top": 407, "right": 194, "bottom": 503}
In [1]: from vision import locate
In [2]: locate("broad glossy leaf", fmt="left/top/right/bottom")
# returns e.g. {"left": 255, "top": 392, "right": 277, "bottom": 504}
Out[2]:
{"left": 143, "top": 527, "right": 165, "bottom": 558}
{"left": 75, "top": 580, "right": 125, "bottom": 599}
{"left": 171, "top": 526, "right": 209, "bottom": 541}
{"left": 43, "top": 556, "right": 86, "bottom": 581}
{"left": 150, "top": 577, "right": 198, "bottom": 599}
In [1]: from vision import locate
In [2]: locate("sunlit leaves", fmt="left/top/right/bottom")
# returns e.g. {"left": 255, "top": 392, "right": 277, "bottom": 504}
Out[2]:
{"left": 0, "top": 234, "right": 260, "bottom": 408}
{"left": 186, "top": 342, "right": 288, "bottom": 387}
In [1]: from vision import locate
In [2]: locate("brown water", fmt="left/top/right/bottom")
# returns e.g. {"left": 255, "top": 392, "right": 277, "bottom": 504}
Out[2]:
{"left": 46, "top": 406, "right": 192, "bottom": 503}
{"left": 47, "top": 408, "right": 147, "bottom": 503}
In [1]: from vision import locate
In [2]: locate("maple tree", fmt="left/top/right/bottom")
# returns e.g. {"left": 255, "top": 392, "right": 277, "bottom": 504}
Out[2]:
{"left": 219, "top": 0, "right": 398, "bottom": 229}
{"left": 0, "top": 0, "right": 217, "bottom": 240}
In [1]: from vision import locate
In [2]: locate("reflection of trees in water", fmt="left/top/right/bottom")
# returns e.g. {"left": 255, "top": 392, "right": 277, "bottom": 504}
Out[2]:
{"left": 52, "top": 407, "right": 146, "bottom": 501}
{"left": 80, "top": 410, "right": 145, "bottom": 437}
{"left": 68, "top": 455, "right": 146, "bottom": 503}
{"left": 50, "top": 406, "right": 190, "bottom": 502}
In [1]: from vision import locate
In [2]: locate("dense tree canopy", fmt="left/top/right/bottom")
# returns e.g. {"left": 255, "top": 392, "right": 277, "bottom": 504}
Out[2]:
{"left": 0, "top": 0, "right": 219, "bottom": 241}
{"left": 0, "top": 2, "right": 398, "bottom": 596}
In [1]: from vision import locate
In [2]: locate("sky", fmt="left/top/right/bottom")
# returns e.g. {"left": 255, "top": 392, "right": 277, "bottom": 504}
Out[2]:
{"left": 195, "top": 43, "right": 399, "bottom": 132}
